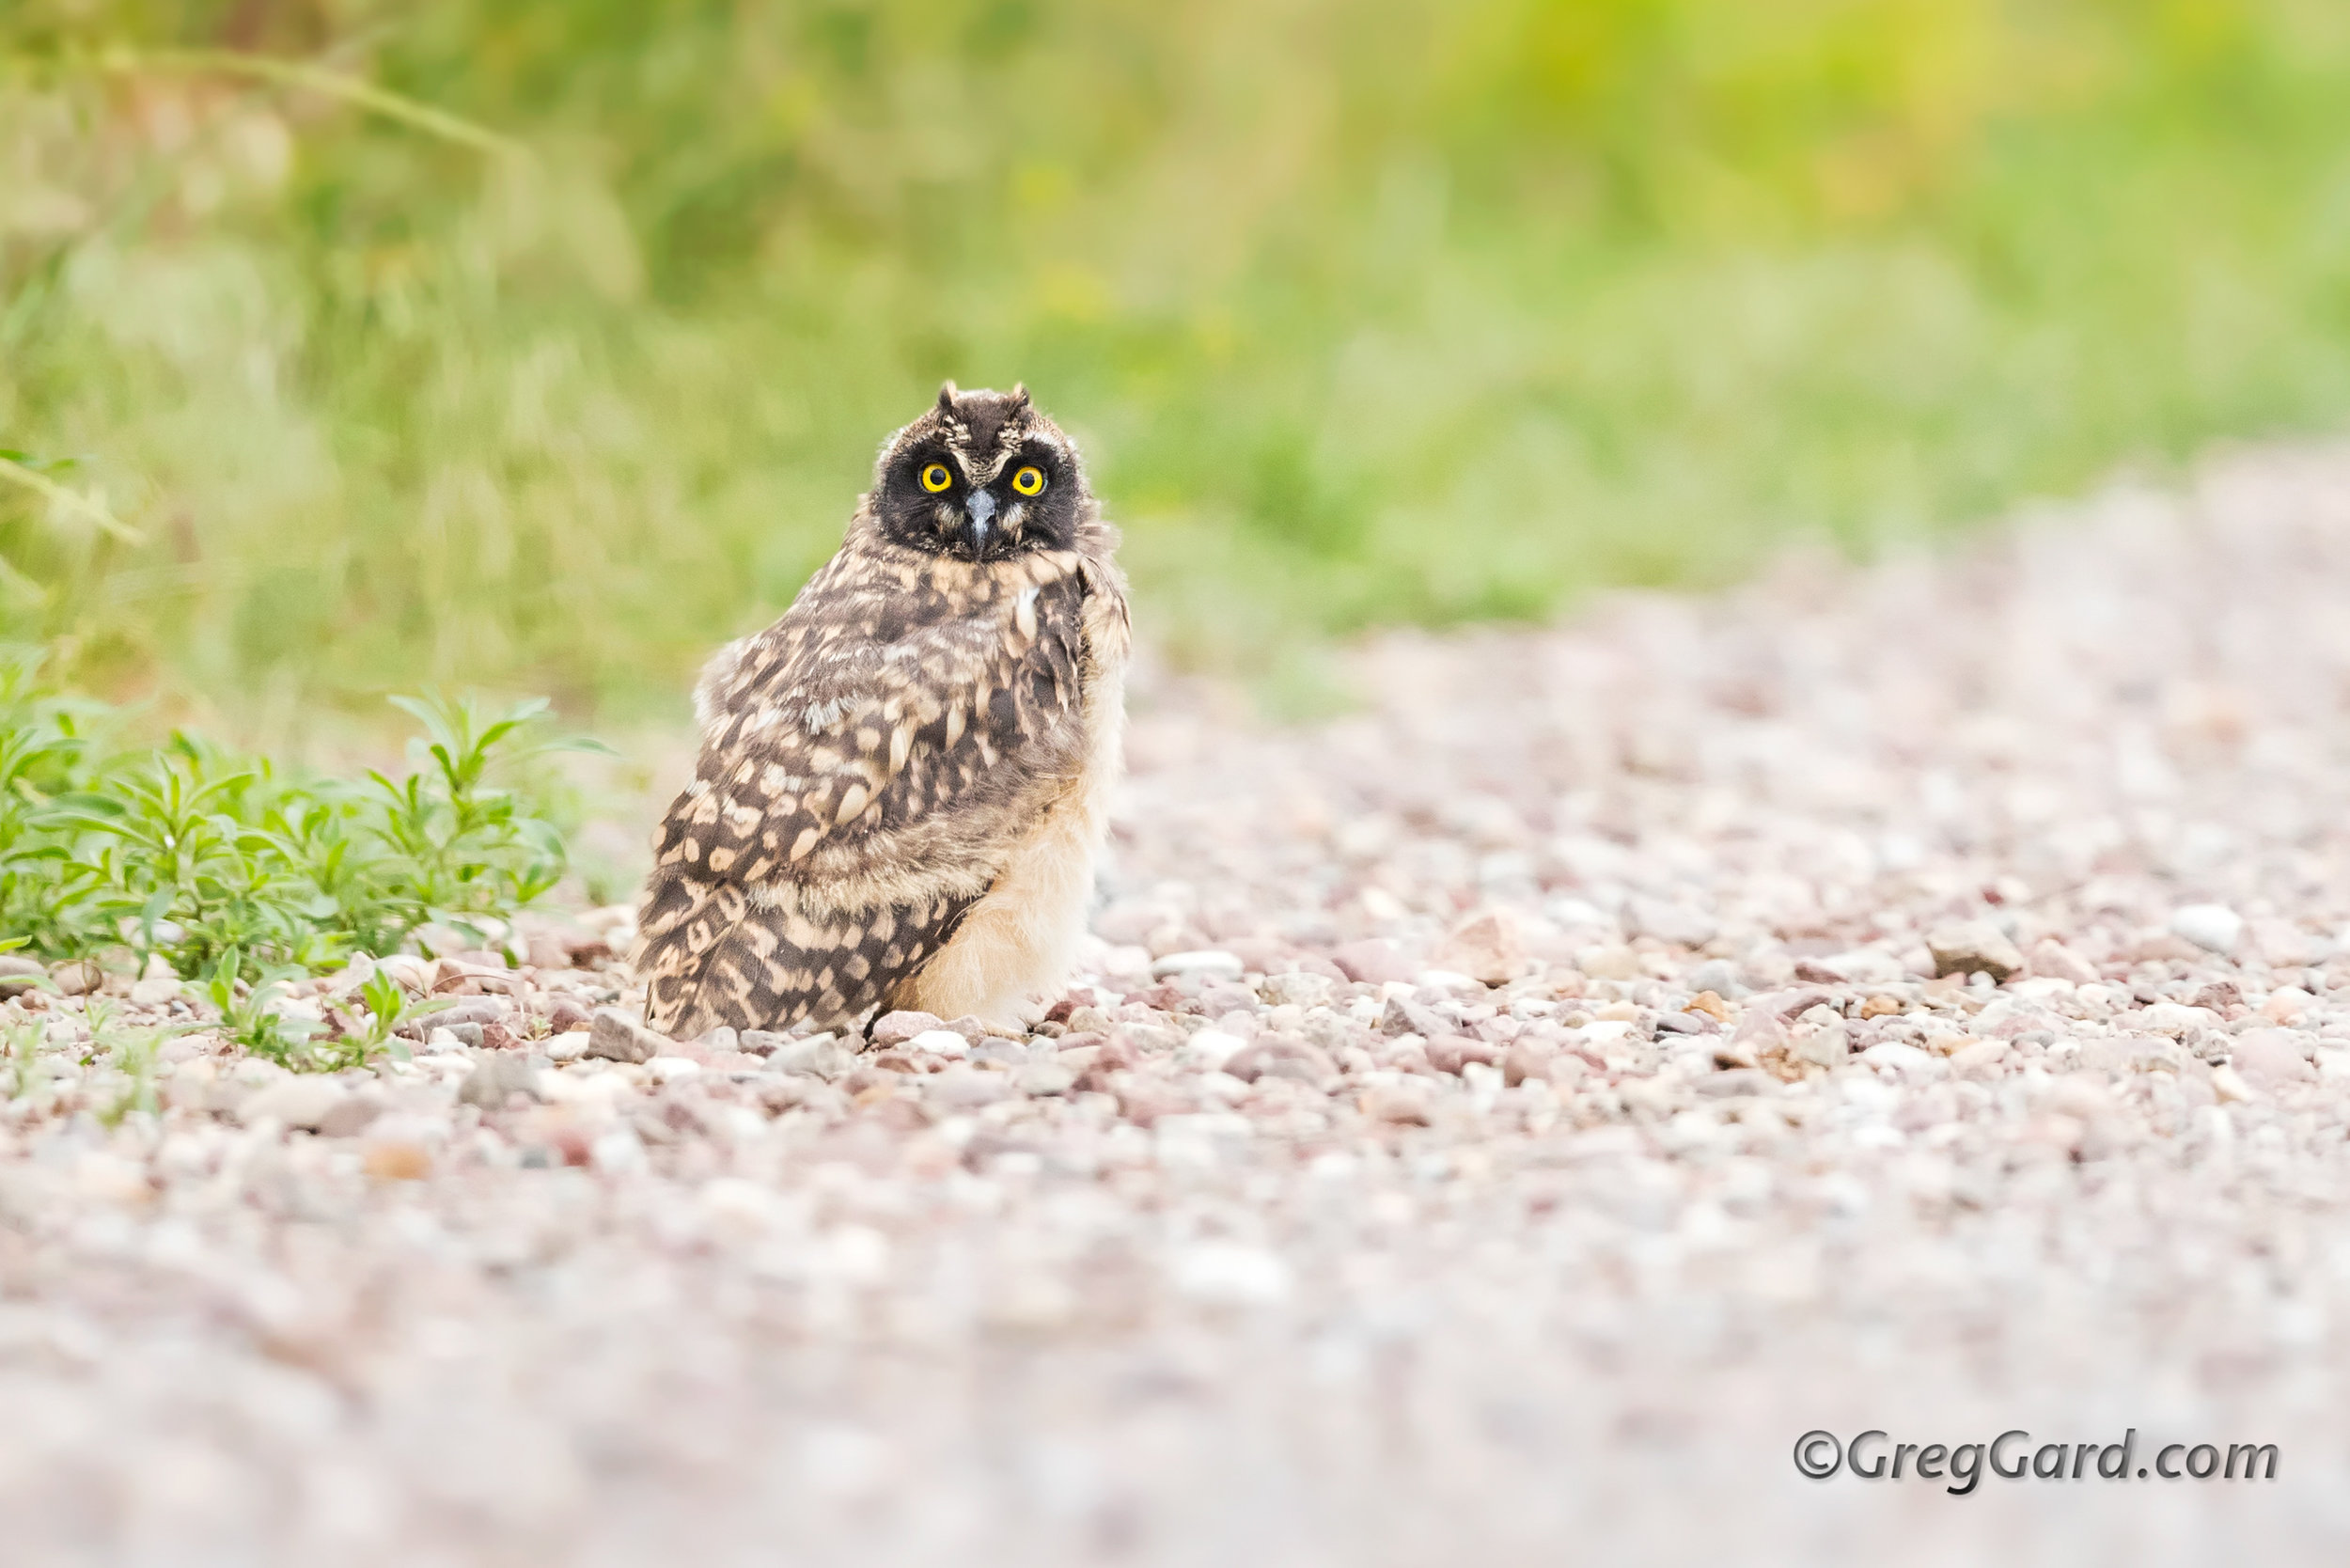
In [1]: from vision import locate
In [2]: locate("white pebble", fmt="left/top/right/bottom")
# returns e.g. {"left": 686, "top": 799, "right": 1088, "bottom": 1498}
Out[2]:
{"left": 1171, "top": 1242, "right": 1291, "bottom": 1305}
{"left": 2170, "top": 903, "right": 2244, "bottom": 954}
{"left": 1152, "top": 949, "right": 1245, "bottom": 980}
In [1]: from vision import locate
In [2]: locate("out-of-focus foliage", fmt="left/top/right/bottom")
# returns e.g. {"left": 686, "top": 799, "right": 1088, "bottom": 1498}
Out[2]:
{"left": 4, "top": 1, "right": 2350, "bottom": 717}
{"left": 0, "top": 648, "right": 571, "bottom": 979}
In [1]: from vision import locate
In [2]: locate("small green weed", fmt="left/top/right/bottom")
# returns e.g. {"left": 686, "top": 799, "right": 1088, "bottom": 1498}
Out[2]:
{"left": 1, "top": 1014, "right": 46, "bottom": 1101}
{"left": 1, "top": 650, "right": 588, "bottom": 992}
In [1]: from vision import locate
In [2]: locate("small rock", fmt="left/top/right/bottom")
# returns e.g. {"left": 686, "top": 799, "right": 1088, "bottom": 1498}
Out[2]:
{"left": 2230, "top": 1030, "right": 2315, "bottom": 1087}
{"left": 1181, "top": 1029, "right": 1246, "bottom": 1072}
{"left": 1171, "top": 1243, "right": 1290, "bottom": 1306}
{"left": 234, "top": 1077, "right": 348, "bottom": 1131}
{"left": 588, "top": 1008, "right": 668, "bottom": 1064}
{"left": 2261, "top": 988, "right": 2314, "bottom": 1026}
{"left": 1950, "top": 1039, "right": 2011, "bottom": 1079}
{"left": 317, "top": 1097, "right": 384, "bottom": 1138}
{"left": 2210, "top": 1062, "right": 2256, "bottom": 1104}
{"left": 2170, "top": 903, "right": 2244, "bottom": 955}
{"left": 545, "top": 1030, "right": 592, "bottom": 1062}
{"left": 739, "top": 1030, "right": 789, "bottom": 1055}
{"left": 589, "top": 1129, "right": 648, "bottom": 1174}
{"left": 1151, "top": 949, "right": 1245, "bottom": 981}
{"left": 51, "top": 961, "right": 100, "bottom": 996}
{"left": 1696, "top": 1068, "right": 1773, "bottom": 1098}
{"left": 1859, "top": 1041, "right": 1935, "bottom": 1074}
{"left": 2138, "top": 1002, "right": 2222, "bottom": 1036}
{"left": 1926, "top": 921, "right": 2023, "bottom": 982}
{"left": 129, "top": 975, "right": 181, "bottom": 1007}
{"left": 1226, "top": 1038, "right": 1340, "bottom": 1088}
{"left": 1431, "top": 913, "right": 1523, "bottom": 986}
{"left": 1013, "top": 1062, "right": 1076, "bottom": 1097}
{"left": 1578, "top": 945, "right": 1642, "bottom": 981}
{"left": 1684, "top": 990, "right": 1733, "bottom": 1023}
{"left": 1685, "top": 958, "right": 1745, "bottom": 998}
{"left": 2025, "top": 938, "right": 2099, "bottom": 985}
{"left": 1501, "top": 1040, "right": 1554, "bottom": 1086}
{"left": 362, "top": 1138, "right": 433, "bottom": 1181}
{"left": 868, "top": 1011, "right": 946, "bottom": 1048}
{"left": 774, "top": 1035, "right": 853, "bottom": 1081}
{"left": 1358, "top": 1082, "right": 1435, "bottom": 1125}
{"left": 1625, "top": 897, "right": 1716, "bottom": 950}
{"left": 1792, "top": 1020, "right": 1850, "bottom": 1068}
{"left": 926, "top": 1066, "right": 1011, "bottom": 1109}
{"left": 1423, "top": 1036, "right": 1500, "bottom": 1075}
{"left": 399, "top": 998, "right": 505, "bottom": 1041}
{"left": 1379, "top": 994, "right": 1447, "bottom": 1039}
{"left": 646, "top": 1056, "right": 703, "bottom": 1084}
{"left": 1732, "top": 1007, "right": 1791, "bottom": 1053}
{"left": 1258, "top": 970, "right": 1332, "bottom": 1008}
{"left": 696, "top": 1027, "right": 741, "bottom": 1055}
{"left": 0, "top": 955, "right": 46, "bottom": 998}
{"left": 903, "top": 1028, "right": 971, "bottom": 1059}
{"left": 458, "top": 1052, "right": 541, "bottom": 1109}
{"left": 1329, "top": 939, "right": 1414, "bottom": 985}
{"left": 1712, "top": 1039, "right": 1760, "bottom": 1070}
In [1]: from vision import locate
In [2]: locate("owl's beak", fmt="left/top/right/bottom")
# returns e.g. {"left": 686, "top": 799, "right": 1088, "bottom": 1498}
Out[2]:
{"left": 962, "top": 489, "right": 998, "bottom": 554}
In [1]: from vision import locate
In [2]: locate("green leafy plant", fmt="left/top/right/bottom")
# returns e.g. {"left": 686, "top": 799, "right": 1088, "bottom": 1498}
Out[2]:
{"left": 1, "top": 1014, "right": 46, "bottom": 1101}
{"left": 311, "top": 966, "right": 448, "bottom": 1074}
{"left": 96, "top": 1017, "right": 169, "bottom": 1125}
{"left": 0, "top": 653, "right": 588, "bottom": 991}
{"left": 197, "top": 945, "right": 318, "bottom": 1070}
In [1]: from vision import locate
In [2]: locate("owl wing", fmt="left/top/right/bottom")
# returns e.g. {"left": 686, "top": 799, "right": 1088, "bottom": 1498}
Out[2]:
{"left": 634, "top": 552, "right": 1093, "bottom": 1036}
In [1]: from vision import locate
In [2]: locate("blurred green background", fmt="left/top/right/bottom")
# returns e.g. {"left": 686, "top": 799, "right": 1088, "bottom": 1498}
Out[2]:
{"left": 6, "top": 0, "right": 2350, "bottom": 738}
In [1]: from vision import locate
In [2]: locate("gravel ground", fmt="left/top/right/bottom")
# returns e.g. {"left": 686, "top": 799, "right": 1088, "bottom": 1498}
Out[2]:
{"left": 8, "top": 446, "right": 2350, "bottom": 1564}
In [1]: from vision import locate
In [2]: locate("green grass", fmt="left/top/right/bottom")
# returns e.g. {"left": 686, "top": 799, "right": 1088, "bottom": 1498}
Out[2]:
{"left": 4, "top": 1, "right": 2350, "bottom": 729}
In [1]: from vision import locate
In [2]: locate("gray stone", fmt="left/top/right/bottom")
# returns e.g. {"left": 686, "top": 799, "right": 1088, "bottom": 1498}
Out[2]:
{"left": 925, "top": 1066, "right": 1012, "bottom": 1109}
{"left": 0, "top": 955, "right": 45, "bottom": 998}
{"left": 458, "top": 1051, "right": 541, "bottom": 1109}
{"left": 588, "top": 1008, "right": 667, "bottom": 1063}
{"left": 1013, "top": 1062, "right": 1077, "bottom": 1097}
{"left": 774, "top": 1035, "right": 853, "bottom": 1081}
{"left": 234, "top": 1076, "right": 349, "bottom": 1131}
{"left": 1685, "top": 958, "right": 1745, "bottom": 998}
{"left": 317, "top": 1097, "right": 384, "bottom": 1138}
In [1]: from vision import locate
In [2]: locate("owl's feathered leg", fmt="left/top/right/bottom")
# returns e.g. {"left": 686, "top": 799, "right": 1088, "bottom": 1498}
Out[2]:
{"left": 636, "top": 874, "right": 976, "bottom": 1038}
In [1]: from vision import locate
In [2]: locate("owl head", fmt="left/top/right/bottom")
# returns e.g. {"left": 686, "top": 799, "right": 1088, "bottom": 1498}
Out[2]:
{"left": 870, "top": 384, "right": 1090, "bottom": 562}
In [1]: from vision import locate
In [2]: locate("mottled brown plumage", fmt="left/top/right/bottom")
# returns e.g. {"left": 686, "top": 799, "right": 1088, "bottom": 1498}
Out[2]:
{"left": 633, "top": 385, "right": 1130, "bottom": 1038}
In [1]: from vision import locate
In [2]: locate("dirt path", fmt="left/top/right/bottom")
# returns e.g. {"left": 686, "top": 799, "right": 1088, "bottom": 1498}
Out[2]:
{"left": 8, "top": 446, "right": 2350, "bottom": 1563}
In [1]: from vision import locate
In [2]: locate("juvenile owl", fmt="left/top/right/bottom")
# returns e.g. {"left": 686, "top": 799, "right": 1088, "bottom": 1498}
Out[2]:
{"left": 632, "top": 384, "right": 1131, "bottom": 1039}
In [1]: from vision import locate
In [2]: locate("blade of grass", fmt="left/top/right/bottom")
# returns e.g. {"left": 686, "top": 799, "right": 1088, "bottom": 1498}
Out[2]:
{"left": 0, "top": 452, "right": 140, "bottom": 544}
{"left": 92, "top": 46, "right": 523, "bottom": 159}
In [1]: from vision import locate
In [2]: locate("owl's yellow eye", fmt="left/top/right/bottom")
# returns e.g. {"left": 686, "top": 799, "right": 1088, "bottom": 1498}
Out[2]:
{"left": 1010, "top": 464, "right": 1046, "bottom": 497}
{"left": 920, "top": 463, "right": 954, "bottom": 494}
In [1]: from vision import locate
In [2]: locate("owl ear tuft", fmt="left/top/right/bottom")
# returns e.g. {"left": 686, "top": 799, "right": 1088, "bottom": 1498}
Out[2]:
{"left": 936, "top": 382, "right": 960, "bottom": 416}
{"left": 1008, "top": 383, "right": 1031, "bottom": 410}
